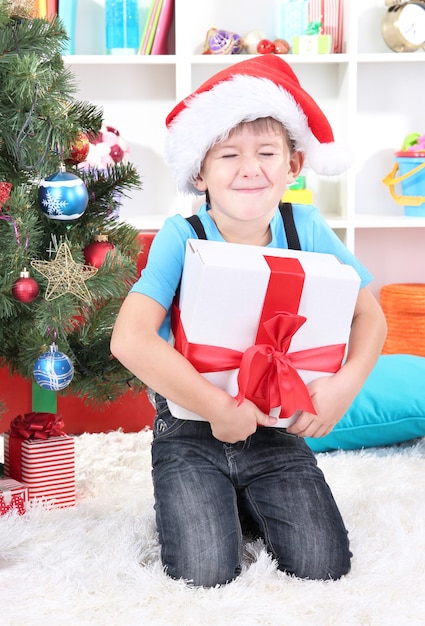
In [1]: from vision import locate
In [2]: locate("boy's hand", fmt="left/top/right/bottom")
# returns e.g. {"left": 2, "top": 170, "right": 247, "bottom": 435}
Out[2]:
{"left": 286, "top": 375, "right": 354, "bottom": 439}
{"left": 208, "top": 397, "right": 277, "bottom": 443}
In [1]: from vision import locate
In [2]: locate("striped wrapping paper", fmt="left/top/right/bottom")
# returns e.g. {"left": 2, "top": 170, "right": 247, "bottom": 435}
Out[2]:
{"left": 308, "top": 0, "right": 343, "bottom": 53}
{"left": 3, "top": 434, "right": 75, "bottom": 508}
{"left": 0, "top": 478, "right": 28, "bottom": 515}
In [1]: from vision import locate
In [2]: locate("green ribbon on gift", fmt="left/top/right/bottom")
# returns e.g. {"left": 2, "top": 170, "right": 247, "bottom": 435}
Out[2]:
{"left": 305, "top": 21, "right": 322, "bottom": 35}
{"left": 31, "top": 381, "right": 57, "bottom": 413}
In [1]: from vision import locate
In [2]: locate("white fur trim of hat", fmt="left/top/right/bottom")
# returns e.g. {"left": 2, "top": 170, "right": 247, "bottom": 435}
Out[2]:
{"left": 165, "top": 54, "right": 352, "bottom": 196}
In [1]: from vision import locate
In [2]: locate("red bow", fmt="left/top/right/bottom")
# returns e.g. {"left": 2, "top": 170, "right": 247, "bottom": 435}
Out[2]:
{"left": 173, "top": 307, "right": 345, "bottom": 418}
{"left": 236, "top": 313, "right": 345, "bottom": 417}
{"left": 10, "top": 412, "right": 65, "bottom": 440}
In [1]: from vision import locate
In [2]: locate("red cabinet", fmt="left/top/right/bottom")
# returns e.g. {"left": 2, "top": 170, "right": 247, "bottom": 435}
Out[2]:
{"left": 0, "top": 232, "right": 157, "bottom": 434}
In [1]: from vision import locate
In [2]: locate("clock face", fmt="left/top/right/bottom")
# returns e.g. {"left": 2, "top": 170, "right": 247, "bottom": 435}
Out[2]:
{"left": 398, "top": 4, "right": 425, "bottom": 45}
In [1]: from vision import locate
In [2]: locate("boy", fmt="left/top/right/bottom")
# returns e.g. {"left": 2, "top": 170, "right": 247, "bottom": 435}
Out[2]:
{"left": 111, "top": 55, "right": 387, "bottom": 587}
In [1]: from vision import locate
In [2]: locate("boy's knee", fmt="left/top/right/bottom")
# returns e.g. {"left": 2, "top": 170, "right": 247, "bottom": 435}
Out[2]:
{"left": 165, "top": 561, "right": 241, "bottom": 588}
{"left": 278, "top": 548, "right": 352, "bottom": 581}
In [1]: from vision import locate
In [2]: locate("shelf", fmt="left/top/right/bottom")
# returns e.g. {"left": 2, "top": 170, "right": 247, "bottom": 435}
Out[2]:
{"left": 68, "top": 0, "right": 425, "bottom": 295}
{"left": 64, "top": 54, "right": 177, "bottom": 65}
{"left": 189, "top": 53, "right": 351, "bottom": 65}
{"left": 354, "top": 215, "right": 425, "bottom": 228}
{"left": 356, "top": 52, "right": 425, "bottom": 64}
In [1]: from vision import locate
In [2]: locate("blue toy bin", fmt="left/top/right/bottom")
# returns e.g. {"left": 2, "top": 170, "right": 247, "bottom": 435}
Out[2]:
{"left": 383, "top": 151, "right": 425, "bottom": 216}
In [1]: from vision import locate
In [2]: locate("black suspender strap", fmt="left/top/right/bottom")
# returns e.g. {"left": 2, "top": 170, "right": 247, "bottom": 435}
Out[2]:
{"left": 186, "top": 214, "right": 208, "bottom": 240}
{"left": 186, "top": 202, "right": 301, "bottom": 250}
{"left": 278, "top": 201, "right": 301, "bottom": 251}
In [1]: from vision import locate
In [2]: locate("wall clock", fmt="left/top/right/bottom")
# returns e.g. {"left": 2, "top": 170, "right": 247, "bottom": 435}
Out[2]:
{"left": 382, "top": 0, "right": 425, "bottom": 52}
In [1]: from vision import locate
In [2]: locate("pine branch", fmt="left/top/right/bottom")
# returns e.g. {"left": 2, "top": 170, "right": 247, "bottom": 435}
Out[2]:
{"left": 0, "top": 6, "right": 145, "bottom": 405}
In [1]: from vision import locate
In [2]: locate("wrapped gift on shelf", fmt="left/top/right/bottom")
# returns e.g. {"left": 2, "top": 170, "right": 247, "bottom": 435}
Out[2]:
{"left": 169, "top": 240, "right": 361, "bottom": 427}
{"left": 292, "top": 21, "right": 332, "bottom": 54}
{"left": 3, "top": 413, "right": 75, "bottom": 508}
{"left": 283, "top": 175, "right": 313, "bottom": 204}
{"left": 275, "top": 0, "right": 309, "bottom": 47}
{"left": 0, "top": 478, "right": 28, "bottom": 516}
{"left": 292, "top": 33, "right": 332, "bottom": 54}
{"left": 308, "top": 0, "right": 343, "bottom": 53}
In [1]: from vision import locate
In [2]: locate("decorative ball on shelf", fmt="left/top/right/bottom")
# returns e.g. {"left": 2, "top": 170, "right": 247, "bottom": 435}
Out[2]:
{"left": 79, "top": 124, "right": 130, "bottom": 169}
{"left": 83, "top": 234, "right": 115, "bottom": 269}
{"left": 33, "top": 343, "right": 74, "bottom": 391}
{"left": 257, "top": 38, "right": 275, "bottom": 54}
{"left": 231, "top": 32, "right": 243, "bottom": 54}
{"left": 38, "top": 164, "right": 89, "bottom": 221}
{"left": 12, "top": 267, "right": 39, "bottom": 303}
{"left": 66, "top": 131, "right": 90, "bottom": 165}
{"left": 273, "top": 38, "right": 290, "bottom": 54}
{"left": 242, "top": 29, "right": 266, "bottom": 54}
{"left": 205, "top": 28, "right": 241, "bottom": 55}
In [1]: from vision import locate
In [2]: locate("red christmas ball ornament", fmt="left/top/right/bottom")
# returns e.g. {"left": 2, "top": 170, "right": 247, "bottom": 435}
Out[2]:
{"left": 12, "top": 267, "right": 39, "bottom": 303}
{"left": 257, "top": 39, "right": 275, "bottom": 54}
{"left": 66, "top": 132, "right": 90, "bottom": 165}
{"left": 83, "top": 234, "right": 115, "bottom": 269}
{"left": 273, "top": 38, "right": 290, "bottom": 54}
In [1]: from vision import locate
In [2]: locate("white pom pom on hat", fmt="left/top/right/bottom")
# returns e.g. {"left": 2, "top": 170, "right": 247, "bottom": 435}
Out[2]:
{"left": 165, "top": 54, "right": 352, "bottom": 196}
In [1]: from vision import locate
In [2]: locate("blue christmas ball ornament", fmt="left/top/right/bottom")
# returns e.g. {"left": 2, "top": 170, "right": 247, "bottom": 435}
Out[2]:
{"left": 33, "top": 343, "right": 74, "bottom": 391}
{"left": 38, "top": 164, "right": 88, "bottom": 221}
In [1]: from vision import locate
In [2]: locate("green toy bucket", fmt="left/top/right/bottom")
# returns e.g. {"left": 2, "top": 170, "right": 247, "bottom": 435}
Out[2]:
{"left": 383, "top": 151, "right": 425, "bottom": 216}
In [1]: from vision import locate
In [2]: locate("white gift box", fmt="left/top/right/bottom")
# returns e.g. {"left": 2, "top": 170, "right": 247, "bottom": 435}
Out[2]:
{"left": 169, "top": 240, "right": 361, "bottom": 427}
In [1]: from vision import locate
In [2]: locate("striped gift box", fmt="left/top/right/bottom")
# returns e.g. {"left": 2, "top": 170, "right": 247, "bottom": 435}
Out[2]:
{"left": 0, "top": 478, "right": 28, "bottom": 515}
{"left": 3, "top": 434, "right": 75, "bottom": 508}
{"left": 308, "top": 0, "right": 343, "bottom": 53}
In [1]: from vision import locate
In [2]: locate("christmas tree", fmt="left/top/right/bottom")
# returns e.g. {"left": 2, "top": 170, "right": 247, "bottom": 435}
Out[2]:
{"left": 0, "top": 0, "right": 144, "bottom": 407}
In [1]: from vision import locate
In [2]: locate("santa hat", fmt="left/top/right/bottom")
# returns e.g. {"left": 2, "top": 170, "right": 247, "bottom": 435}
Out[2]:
{"left": 165, "top": 54, "right": 351, "bottom": 196}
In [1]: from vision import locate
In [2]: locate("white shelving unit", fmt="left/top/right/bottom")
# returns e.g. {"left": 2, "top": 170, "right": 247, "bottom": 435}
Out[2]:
{"left": 65, "top": 0, "right": 425, "bottom": 296}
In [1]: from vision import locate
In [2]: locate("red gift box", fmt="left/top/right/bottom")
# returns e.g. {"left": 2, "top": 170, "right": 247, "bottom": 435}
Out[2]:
{"left": 0, "top": 478, "right": 28, "bottom": 515}
{"left": 308, "top": 0, "right": 343, "bottom": 53}
{"left": 3, "top": 413, "right": 75, "bottom": 508}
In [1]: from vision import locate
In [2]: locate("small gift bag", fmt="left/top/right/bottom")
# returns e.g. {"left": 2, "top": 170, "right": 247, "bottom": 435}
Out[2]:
{"left": 4, "top": 412, "right": 75, "bottom": 509}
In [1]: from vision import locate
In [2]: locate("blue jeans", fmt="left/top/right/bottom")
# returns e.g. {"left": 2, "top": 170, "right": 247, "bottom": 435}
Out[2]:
{"left": 151, "top": 394, "right": 352, "bottom": 588}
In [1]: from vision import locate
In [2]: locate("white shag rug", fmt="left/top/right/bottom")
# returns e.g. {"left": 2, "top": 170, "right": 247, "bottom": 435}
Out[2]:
{"left": 1, "top": 430, "right": 425, "bottom": 626}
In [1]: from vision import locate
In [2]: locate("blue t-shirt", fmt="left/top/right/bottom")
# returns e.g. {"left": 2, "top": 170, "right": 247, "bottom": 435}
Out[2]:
{"left": 131, "top": 203, "right": 372, "bottom": 340}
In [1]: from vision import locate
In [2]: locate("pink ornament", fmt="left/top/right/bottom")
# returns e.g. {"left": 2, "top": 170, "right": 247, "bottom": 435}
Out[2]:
{"left": 79, "top": 124, "right": 130, "bottom": 169}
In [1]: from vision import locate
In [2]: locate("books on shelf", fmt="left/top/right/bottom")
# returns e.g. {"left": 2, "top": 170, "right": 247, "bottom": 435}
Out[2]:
{"left": 36, "top": 0, "right": 58, "bottom": 19}
{"left": 139, "top": 0, "right": 174, "bottom": 55}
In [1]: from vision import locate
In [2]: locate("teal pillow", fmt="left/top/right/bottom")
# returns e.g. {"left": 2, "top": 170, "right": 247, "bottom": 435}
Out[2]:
{"left": 306, "top": 354, "right": 425, "bottom": 453}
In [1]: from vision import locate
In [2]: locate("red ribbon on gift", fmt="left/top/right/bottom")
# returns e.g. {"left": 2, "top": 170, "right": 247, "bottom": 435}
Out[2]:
{"left": 172, "top": 255, "right": 346, "bottom": 418}
{"left": 7, "top": 412, "right": 65, "bottom": 482}
{"left": 10, "top": 412, "right": 65, "bottom": 440}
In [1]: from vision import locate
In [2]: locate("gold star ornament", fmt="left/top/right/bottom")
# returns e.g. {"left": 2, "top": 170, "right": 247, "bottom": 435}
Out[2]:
{"left": 31, "top": 242, "right": 98, "bottom": 303}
